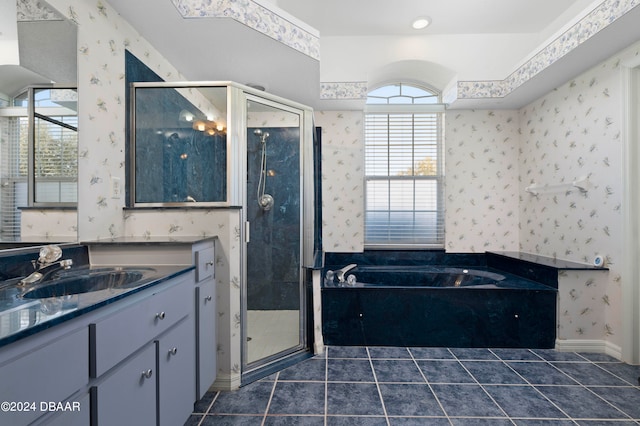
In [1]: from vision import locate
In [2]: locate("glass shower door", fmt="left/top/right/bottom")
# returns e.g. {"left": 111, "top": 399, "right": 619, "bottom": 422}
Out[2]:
{"left": 244, "top": 96, "right": 305, "bottom": 369}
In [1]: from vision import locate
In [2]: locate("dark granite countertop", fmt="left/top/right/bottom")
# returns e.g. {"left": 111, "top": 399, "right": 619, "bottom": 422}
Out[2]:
{"left": 0, "top": 263, "right": 194, "bottom": 348}
{"left": 488, "top": 251, "right": 608, "bottom": 270}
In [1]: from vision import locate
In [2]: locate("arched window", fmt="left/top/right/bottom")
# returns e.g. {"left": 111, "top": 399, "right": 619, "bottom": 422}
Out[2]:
{"left": 364, "top": 83, "right": 444, "bottom": 247}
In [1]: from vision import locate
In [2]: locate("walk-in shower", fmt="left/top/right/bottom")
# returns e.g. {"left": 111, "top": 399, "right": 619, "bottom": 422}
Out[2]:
{"left": 129, "top": 80, "right": 318, "bottom": 387}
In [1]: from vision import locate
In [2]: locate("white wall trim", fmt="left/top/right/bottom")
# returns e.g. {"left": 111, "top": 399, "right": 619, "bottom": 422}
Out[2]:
{"left": 555, "top": 339, "right": 623, "bottom": 360}
{"left": 621, "top": 58, "right": 640, "bottom": 365}
{"left": 211, "top": 372, "right": 242, "bottom": 392}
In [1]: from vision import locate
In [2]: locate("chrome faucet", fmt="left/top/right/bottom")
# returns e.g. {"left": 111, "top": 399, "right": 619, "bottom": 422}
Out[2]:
{"left": 19, "top": 245, "right": 73, "bottom": 286}
{"left": 336, "top": 264, "right": 357, "bottom": 283}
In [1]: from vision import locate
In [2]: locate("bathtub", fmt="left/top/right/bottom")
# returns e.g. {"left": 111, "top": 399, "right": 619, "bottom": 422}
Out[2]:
{"left": 321, "top": 264, "right": 557, "bottom": 348}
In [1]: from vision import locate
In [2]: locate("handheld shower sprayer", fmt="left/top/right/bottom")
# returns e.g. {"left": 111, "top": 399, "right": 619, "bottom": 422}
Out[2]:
{"left": 254, "top": 129, "right": 274, "bottom": 211}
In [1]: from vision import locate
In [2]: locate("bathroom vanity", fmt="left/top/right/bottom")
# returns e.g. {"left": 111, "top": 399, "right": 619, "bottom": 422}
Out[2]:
{"left": 0, "top": 237, "right": 217, "bottom": 426}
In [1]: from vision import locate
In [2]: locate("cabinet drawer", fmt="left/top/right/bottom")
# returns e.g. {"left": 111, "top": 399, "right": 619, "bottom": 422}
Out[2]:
{"left": 195, "top": 246, "right": 215, "bottom": 282}
{"left": 90, "top": 342, "right": 156, "bottom": 426}
{"left": 90, "top": 274, "right": 192, "bottom": 377}
{"left": 0, "top": 327, "right": 88, "bottom": 426}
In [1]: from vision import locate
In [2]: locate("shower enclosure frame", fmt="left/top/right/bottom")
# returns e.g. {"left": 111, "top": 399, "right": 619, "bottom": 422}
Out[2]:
{"left": 129, "top": 81, "right": 317, "bottom": 384}
{"left": 240, "top": 91, "right": 316, "bottom": 380}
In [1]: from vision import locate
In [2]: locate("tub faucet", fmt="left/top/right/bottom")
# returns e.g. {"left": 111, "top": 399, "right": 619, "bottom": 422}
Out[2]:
{"left": 19, "top": 245, "right": 73, "bottom": 286}
{"left": 336, "top": 264, "right": 357, "bottom": 283}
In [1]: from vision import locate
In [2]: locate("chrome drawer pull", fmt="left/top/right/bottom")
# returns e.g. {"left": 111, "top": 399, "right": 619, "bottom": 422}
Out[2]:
{"left": 141, "top": 369, "right": 153, "bottom": 379}
{"left": 169, "top": 347, "right": 178, "bottom": 356}
{"left": 205, "top": 296, "right": 212, "bottom": 302}
{"left": 155, "top": 311, "right": 166, "bottom": 320}
{"left": 206, "top": 261, "right": 214, "bottom": 267}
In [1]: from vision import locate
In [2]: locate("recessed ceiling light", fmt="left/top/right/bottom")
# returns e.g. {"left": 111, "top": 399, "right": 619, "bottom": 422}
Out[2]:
{"left": 412, "top": 16, "right": 431, "bottom": 30}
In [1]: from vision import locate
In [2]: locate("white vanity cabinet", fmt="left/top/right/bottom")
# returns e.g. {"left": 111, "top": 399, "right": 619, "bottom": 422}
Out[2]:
{"left": 86, "top": 237, "right": 219, "bottom": 399}
{"left": 89, "top": 271, "right": 195, "bottom": 426}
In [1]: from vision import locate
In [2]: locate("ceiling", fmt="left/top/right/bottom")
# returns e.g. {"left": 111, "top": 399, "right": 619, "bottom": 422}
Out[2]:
{"left": 273, "top": 0, "right": 594, "bottom": 36}
{"left": 105, "top": 0, "right": 640, "bottom": 110}
{"left": 7, "top": 0, "right": 640, "bottom": 110}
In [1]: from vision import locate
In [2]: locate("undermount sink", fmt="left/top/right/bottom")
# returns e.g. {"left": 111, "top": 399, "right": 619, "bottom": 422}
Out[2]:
{"left": 21, "top": 269, "right": 151, "bottom": 299}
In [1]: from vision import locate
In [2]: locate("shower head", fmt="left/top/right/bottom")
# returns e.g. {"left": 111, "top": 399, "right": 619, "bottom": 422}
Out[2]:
{"left": 254, "top": 129, "right": 270, "bottom": 144}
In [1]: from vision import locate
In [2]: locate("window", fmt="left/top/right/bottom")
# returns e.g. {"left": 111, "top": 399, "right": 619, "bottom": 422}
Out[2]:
{"left": 364, "top": 83, "right": 444, "bottom": 247}
{"left": 30, "top": 87, "right": 78, "bottom": 205}
{"left": 0, "top": 87, "right": 77, "bottom": 240}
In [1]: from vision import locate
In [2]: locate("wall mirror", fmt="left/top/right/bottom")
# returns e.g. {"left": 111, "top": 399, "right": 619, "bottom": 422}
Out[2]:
{"left": 0, "top": 0, "right": 78, "bottom": 244}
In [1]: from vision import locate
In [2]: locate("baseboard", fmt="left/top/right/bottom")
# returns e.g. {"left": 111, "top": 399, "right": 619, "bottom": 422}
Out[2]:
{"left": 210, "top": 372, "right": 242, "bottom": 391}
{"left": 555, "top": 339, "right": 623, "bottom": 361}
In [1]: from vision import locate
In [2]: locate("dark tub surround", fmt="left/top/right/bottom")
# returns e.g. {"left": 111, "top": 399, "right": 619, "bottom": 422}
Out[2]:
{"left": 321, "top": 250, "right": 608, "bottom": 349}
{"left": 322, "top": 265, "right": 556, "bottom": 349}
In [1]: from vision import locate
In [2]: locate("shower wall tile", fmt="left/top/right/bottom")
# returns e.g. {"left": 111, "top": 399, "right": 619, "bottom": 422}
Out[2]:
{"left": 444, "top": 110, "right": 521, "bottom": 253}
{"left": 313, "top": 111, "right": 364, "bottom": 253}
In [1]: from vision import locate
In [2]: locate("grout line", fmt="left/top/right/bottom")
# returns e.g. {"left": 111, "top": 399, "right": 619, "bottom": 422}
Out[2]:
{"left": 409, "top": 347, "right": 454, "bottom": 425}
{"left": 324, "top": 346, "right": 328, "bottom": 426}
{"left": 366, "top": 347, "right": 390, "bottom": 426}
{"left": 261, "top": 371, "right": 279, "bottom": 426}
{"left": 197, "top": 391, "right": 220, "bottom": 426}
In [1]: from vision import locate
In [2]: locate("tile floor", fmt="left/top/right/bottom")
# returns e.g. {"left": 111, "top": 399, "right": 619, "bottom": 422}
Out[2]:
{"left": 186, "top": 346, "right": 640, "bottom": 426}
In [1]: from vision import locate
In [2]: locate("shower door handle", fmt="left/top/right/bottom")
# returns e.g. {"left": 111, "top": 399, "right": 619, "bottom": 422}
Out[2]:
{"left": 245, "top": 221, "right": 250, "bottom": 243}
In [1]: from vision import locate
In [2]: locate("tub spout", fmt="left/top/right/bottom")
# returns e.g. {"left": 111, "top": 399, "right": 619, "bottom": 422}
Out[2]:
{"left": 336, "top": 264, "right": 357, "bottom": 283}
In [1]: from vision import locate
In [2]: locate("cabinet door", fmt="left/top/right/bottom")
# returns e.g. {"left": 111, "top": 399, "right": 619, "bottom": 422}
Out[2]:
{"left": 157, "top": 315, "right": 196, "bottom": 426}
{"left": 0, "top": 327, "right": 88, "bottom": 426}
{"left": 91, "top": 343, "right": 156, "bottom": 426}
{"left": 42, "top": 392, "right": 90, "bottom": 426}
{"left": 196, "top": 279, "right": 217, "bottom": 399}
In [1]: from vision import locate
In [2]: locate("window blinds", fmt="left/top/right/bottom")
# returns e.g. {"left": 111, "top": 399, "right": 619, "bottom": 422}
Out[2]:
{"left": 33, "top": 113, "right": 78, "bottom": 203}
{"left": 364, "top": 112, "right": 444, "bottom": 246}
{"left": 0, "top": 117, "right": 26, "bottom": 240}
